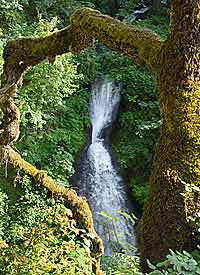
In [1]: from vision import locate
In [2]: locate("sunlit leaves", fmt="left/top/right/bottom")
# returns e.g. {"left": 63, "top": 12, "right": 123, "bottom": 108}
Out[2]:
{"left": 148, "top": 250, "right": 200, "bottom": 275}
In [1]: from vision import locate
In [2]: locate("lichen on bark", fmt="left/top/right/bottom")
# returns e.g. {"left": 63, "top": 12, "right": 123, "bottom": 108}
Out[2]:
{"left": 140, "top": 0, "right": 200, "bottom": 271}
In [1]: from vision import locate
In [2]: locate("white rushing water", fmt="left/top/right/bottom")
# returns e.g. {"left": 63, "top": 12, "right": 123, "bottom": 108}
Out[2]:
{"left": 78, "top": 79, "right": 136, "bottom": 255}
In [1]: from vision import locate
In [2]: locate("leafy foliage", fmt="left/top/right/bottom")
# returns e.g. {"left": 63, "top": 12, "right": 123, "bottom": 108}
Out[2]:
{"left": 0, "top": 0, "right": 28, "bottom": 37}
{"left": 135, "top": 15, "right": 168, "bottom": 39}
{"left": 14, "top": 17, "right": 89, "bottom": 186}
{"left": 129, "top": 177, "right": 150, "bottom": 205}
{"left": 102, "top": 254, "right": 143, "bottom": 275}
{"left": 20, "top": 0, "right": 83, "bottom": 27}
{"left": 0, "top": 175, "right": 51, "bottom": 244}
{"left": 148, "top": 250, "right": 200, "bottom": 275}
{"left": 0, "top": 179, "right": 94, "bottom": 275}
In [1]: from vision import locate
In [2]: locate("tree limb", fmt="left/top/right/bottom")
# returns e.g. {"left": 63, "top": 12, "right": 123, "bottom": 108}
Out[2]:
{"left": 0, "top": 9, "right": 163, "bottom": 272}
{"left": 2, "top": 8, "right": 163, "bottom": 85}
{"left": 2, "top": 26, "right": 73, "bottom": 85}
{"left": 71, "top": 8, "right": 163, "bottom": 71}
{"left": 0, "top": 145, "right": 104, "bottom": 274}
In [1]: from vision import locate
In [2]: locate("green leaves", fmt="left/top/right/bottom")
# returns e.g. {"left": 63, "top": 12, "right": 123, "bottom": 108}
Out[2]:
{"left": 102, "top": 254, "right": 143, "bottom": 275}
{"left": 13, "top": 17, "right": 88, "bottom": 186}
{"left": 135, "top": 15, "right": 168, "bottom": 39}
{"left": 0, "top": 198, "right": 95, "bottom": 275}
{"left": 148, "top": 250, "right": 200, "bottom": 275}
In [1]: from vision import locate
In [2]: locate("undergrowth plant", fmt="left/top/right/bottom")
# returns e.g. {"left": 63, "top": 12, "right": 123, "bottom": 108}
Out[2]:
{"left": 148, "top": 250, "right": 200, "bottom": 275}
{"left": 0, "top": 183, "right": 94, "bottom": 275}
{"left": 102, "top": 253, "right": 143, "bottom": 275}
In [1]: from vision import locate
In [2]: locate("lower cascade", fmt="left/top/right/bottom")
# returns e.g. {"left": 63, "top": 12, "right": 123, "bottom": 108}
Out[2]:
{"left": 75, "top": 78, "right": 136, "bottom": 255}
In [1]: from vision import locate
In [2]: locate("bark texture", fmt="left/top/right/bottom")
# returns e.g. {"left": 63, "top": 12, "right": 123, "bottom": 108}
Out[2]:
{"left": 140, "top": 0, "right": 200, "bottom": 270}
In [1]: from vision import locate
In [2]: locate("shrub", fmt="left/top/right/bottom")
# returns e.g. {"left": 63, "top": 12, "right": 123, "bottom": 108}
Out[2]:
{"left": 148, "top": 250, "right": 200, "bottom": 275}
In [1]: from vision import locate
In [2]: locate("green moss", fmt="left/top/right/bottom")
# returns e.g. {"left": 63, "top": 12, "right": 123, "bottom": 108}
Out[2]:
{"left": 71, "top": 7, "right": 163, "bottom": 71}
{"left": 140, "top": 1, "right": 200, "bottom": 269}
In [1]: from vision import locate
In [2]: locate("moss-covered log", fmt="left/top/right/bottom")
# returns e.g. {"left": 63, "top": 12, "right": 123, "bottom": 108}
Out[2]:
{"left": 0, "top": 145, "right": 103, "bottom": 274}
{"left": 140, "top": 0, "right": 200, "bottom": 270}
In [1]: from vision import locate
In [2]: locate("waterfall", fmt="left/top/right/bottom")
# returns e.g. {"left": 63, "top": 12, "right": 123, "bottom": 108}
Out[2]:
{"left": 75, "top": 78, "right": 136, "bottom": 255}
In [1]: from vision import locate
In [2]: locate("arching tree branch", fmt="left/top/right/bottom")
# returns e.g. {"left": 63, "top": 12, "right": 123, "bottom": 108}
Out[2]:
{"left": 0, "top": 8, "right": 164, "bottom": 274}
{"left": 70, "top": 8, "right": 163, "bottom": 71}
{"left": 1, "top": 7, "right": 163, "bottom": 145}
{"left": 2, "top": 8, "right": 163, "bottom": 85}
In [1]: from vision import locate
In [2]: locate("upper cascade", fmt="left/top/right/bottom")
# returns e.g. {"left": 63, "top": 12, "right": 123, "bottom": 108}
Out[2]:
{"left": 90, "top": 80, "right": 121, "bottom": 143}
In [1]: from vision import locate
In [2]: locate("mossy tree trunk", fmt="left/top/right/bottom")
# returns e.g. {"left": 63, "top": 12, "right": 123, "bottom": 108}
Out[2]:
{"left": 0, "top": 1, "right": 200, "bottom": 273}
{"left": 140, "top": 0, "right": 200, "bottom": 270}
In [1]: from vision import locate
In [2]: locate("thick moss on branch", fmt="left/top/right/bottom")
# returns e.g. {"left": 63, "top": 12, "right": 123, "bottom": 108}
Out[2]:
{"left": 71, "top": 8, "right": 163, "bottom": 71}
{"left": 0, "top": 145, "right": 103, "bottom": 274}
{"left": 2, "top": 8, "right": 162, "bottom": 86}
{"left": 2, "top": 26, "right": 72, "bottom": 85}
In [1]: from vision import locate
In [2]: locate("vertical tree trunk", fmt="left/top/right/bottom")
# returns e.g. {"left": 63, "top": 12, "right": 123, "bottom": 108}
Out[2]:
{"left": 140, "top": 0, "right": 200, "bottom": 270}
{"left": 109, "top": 0, "right": 121, "bottom": 15}
{"left": 152, "top": 0, "right": 161, "bottom": 14}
